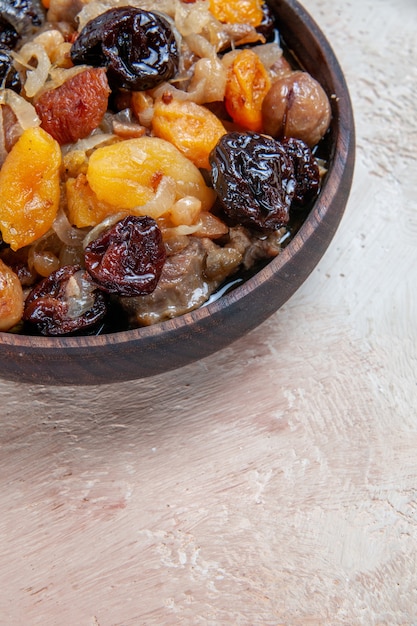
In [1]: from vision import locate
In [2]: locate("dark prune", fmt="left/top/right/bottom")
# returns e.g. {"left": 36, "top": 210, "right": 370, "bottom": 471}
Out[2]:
{"left": 84, "top": 216, "right": 166, "bottom": 296}
{"left": 0, "top": 50, "right": 21, "bottom": 91}
{"left": 0, "top": 0, "right": 45, "bottom": 39}
{"left": 0, "top": 17, "right": 19, "bottom": 49}
{"left": 209, "top": 132, "right": 295, "bottom": 232}
{"left": 23, "top": 265, "right": 107, "bottom": 336}
{"left": 70, "top": 7, "right": 179, "bottom": 91}
{"left": 281, "top": 137, "right": 320, "bottom": 206}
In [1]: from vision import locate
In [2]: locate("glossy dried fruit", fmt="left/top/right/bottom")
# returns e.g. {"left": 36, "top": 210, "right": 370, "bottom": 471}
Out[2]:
{"left": 152, "top": 97, "right": 226, "bottom": 169}
{"left": 86, "top": 136, "right": 215, "bottom": 213}
{"left": 66, "top": 174, "right": 120, "bottom": 228}
{"left": 209, "top": 0, "right": 263, "bottom": 27}
{"left": 281, "top": 137, "right": 320, "bottom": 206}
{"left": 35, "top": 68, "right": 110, "bottom": 145}
{"left": 224, "top": 49, "right": 271, "bottom": 132}
{"left": 0, "top": 50, "right": 21, "bottom": 91}
{"left": 70, "top": 7, "right": 179, "bottom": 91}
{"left": 84, "top": 216, "right": 166, "bottom": 296}
{"left": 23, "top": 265, "right": 107, "bottom": 336}
{"left": 262, "top": 70, "right": 332, "bottom": 147}
{"left": 0, "top": 126, "right": 61, "bottom": 250}
{"left": 0, "top": 258, "right": 24, "bottom": 331}
{"left": 209, "top": 131, "right": 295, "bottom": 231}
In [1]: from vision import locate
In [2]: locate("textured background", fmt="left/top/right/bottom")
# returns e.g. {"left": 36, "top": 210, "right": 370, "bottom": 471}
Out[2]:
{"left": 1, "top": 0, "right": 417, "bottom": 624}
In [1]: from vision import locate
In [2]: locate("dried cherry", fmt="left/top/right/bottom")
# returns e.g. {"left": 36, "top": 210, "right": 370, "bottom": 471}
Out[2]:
{"left": 23, "top": 265, "right": 107, "bottom": 336}
{"left": 84, "top": 216, "right": 166, "bottom": 296}
{"left": 281, "top": 137, "right": 320, "bottom": 206}
{"left": 70, "top": 7, "right": 179, "bottom": 91}
{"left": 209, "top": 132, "right": 295, "bottom": 231}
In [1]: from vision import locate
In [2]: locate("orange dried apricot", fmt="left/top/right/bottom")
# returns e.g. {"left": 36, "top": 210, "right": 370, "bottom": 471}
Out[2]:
{"left": 0, "top": 127, "right": 61, "bottom": 251}
{"left": 66, "top": 174, "right": 122, "bottom": 228}
{"left": 209, "top": 0, "right": 263, "bottom": 27}
{"left": 224, "top": 49, "right": 271, "bottom": 132}
{"left": 0, "top": 259, "right": 24, "bottom": 331}
{"left": 152, "top": 98, "right": 226, "bottom": 169}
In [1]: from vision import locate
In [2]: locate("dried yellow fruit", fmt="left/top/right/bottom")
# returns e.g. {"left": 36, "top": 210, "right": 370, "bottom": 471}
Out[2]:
{"left": 86, "top": 136, "right": 215, "bottom": 213}
{"left": 0, "top": 127, "right": 61, "bottom": 250}
{"left": 0, "top": 259, "right": 24, "bottom": 331}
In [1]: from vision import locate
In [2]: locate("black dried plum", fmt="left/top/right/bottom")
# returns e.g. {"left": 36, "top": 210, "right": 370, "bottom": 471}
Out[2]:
{"left": 0, "top": 17, "right": 19, "bottom": 49}
{"left": 84, "top": 216, "right": 166, "bottom": 297}
{"left": 209, "top": 132, "right": 295, "bottom": 232}
{"left": 0, "top": 0, "right": 45, "bottom": 39}
{"left": 281, "top": 137, "right": 320, "bottom": 206}
{"left": 0, "top": 50, "right": 21, "bottom": 91}
{"left": 70, "top": 7, "right": 179, "bottom": 91}
{"left": 23, "top": 265, "right": 107, "bottom": 336}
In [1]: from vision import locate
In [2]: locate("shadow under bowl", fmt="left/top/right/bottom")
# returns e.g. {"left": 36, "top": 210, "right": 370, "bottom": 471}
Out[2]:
{"left": 0, "top": 0, "right": 355, "bottom": 386}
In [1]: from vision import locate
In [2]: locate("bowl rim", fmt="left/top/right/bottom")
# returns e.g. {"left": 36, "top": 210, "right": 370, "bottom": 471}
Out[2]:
{"left": 0, "top": 0, "right": 355, "bottom": 364}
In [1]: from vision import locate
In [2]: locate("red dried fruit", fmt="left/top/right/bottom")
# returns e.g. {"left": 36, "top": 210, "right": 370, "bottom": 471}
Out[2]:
{"left": 84, "top": 216, "right": 166, "bottom": 296}
{"left": 23, "top": 265, "right": 108, "bottom": 336}
{"left": 35, "top": 68, "right": 110, "bottom": 145}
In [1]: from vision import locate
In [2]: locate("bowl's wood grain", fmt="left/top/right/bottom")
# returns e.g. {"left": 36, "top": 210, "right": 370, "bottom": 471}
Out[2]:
{"left": 0, "top": 0, "right": 355, "bottom": 385}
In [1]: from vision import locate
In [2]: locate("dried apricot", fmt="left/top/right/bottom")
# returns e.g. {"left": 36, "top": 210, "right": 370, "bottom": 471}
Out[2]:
{"left": 0, "top": 259, "right": 24, "bottom": 331}
{"left": 0, "top": 127, "right": 61, "bottom": 251}
{"left": 224, "top": 49, "right": 271, "bottom": 132}
{"left": 209, "top": 0, "right": 263, "bottom": 27}
{"left": 152, "top": 98, "right": 226, "bottom": 169}
{"left": 86, "top": 136, "right": 215, "bottom": 214}
{"left": 35, "top": 68, "right": 110, "bottom": 145}
{"left": 66, "top": 174, "right": 121, "bottom": 228}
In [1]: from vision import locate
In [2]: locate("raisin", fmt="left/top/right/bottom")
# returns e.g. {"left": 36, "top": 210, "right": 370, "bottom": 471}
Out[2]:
{"left": 0, "top": 50, "right": 21, "bottom": 91}
{"left": 209, "top": 132, "right": 295, "bottom": 232}
{"left": 281, "top": 137, "right": 320, "bottom": 206}
{"left": 34, "top": 68, "right": 110, "bottom": 145}
{"left": 23, "top": 265, "right": 108, "bottom": 336}
{"left": 84, "top": 216, "right": 166, "bottom": 296}
{"left": 70, "top": 7, "right": 179, "bottom": 91}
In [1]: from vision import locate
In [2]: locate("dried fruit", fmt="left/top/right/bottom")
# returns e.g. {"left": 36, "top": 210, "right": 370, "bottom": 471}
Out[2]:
{"left": 210, "top": 131, "right": 295, "bottom": 231}
{"left": 86, "top": 136, "right": 215, "bottom": 213}
{"left": 66, "top": 174, "right": 120, "bottom": 228}
{"left": 262, "top": 70, "right": 332, "bottom": 147}
{"left": 84, "top": 216, "right": 166, "bottom": 296}
{"left": 281, "top": 137, "right": 320, "bottom": 206}
{"left": 0, "top": 50, "right": 21, "bottom": 91}
{"left": 23, "top": 265, "right": 107, "bottom": 335}
{"left": 0, "top": 126, "right": 61, "bottom": 250}
{"left": 209, "top": 0, "right": 263, "bottom": 27}
{"left": 152, "top": 98, "right": 226, "bottom": 169}
{"left": 224, "top": 49, "right": 271, "bottom": 132}
{"left": 35, "top": 68, "right": 110, "bottom": 145}
{"left": 0, "top": 258, "right": 24, "bottom": 331}
{"left": 70, "top": 7, "right": 179, "bottom": 91}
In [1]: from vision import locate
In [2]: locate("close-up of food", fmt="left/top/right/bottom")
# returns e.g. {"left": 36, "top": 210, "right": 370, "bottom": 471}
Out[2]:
{"left": 0, "top": 0, "right": 332, "bottom": 337}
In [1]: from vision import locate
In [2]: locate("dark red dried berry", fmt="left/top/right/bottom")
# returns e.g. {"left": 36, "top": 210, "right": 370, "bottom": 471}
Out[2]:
{"left": 84, "top": 216, "right": 166, "bottom": 296}
{"left": 281, "top": 137, "right": 320, "bottom": 206}
{"left": 209, "top": 131, "right": 295, "bottom": 232}
{"left": 23, "top": 265, "right": 107, "bottom": 336}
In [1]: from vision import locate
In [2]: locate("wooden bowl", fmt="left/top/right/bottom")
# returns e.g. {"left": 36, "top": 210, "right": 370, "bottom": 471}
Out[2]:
{"left": 0, "top": 0, "right": 355, "bottom": 386}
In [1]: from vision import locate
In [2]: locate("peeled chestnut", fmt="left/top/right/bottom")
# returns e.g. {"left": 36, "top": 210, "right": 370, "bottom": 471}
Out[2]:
{"left": 262, "top": 70, "right": 331, "bottom": 147}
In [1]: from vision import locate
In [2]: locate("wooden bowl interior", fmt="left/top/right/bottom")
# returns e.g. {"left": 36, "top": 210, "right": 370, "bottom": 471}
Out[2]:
{"left": 0, "top": 0, "right": 355, "bottom": 385}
